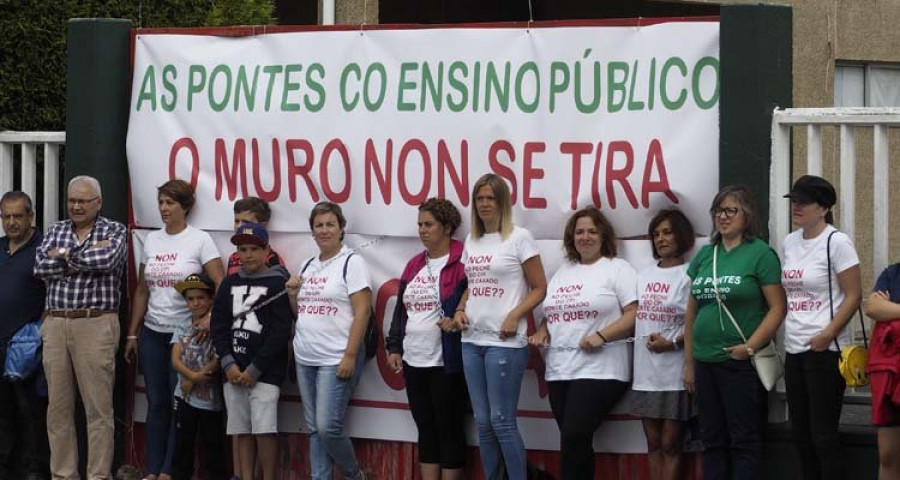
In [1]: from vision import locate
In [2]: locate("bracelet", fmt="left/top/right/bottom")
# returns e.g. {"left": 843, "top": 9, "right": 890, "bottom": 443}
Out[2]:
{"left": 126, "top": 335, "right": 138, "bottom": 341}
{"left": 596, "top": 331, "right": 608, "bottom": 343}
{"left": 455, "top": 308, "right": 465, "bottom": 313}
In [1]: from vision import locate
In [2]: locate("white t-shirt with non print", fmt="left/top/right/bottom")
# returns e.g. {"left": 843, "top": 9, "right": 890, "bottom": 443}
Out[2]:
{"left": 141, "top": 226, "right": 221, "bottom": 333}
{"left": 293, "top": 247, "right": 372, "bottom": 366}
{"left": 633, "top": 263, "right": 690, "bottom": 391}
{"left": 401, "top": 254, "right": 448, "bottom": 368}
{"left": 782, "top": 225, "right": 860, "bottom": 354}
{"left": 462, "top": 226, "right": 540, "bottom": 349}
{"left": 542, "top": 257, "right": 638, "bottom": 382}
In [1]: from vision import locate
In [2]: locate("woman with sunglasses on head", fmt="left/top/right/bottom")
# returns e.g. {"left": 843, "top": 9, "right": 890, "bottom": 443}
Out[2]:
{"left": 781, "top": 175, "right": 860, "bottom": 480}
{"left": 287, "top": 202, "right": 371, "bottom": 480}
{"left": 529, "top": 206, "right": 637, "bottom": 480}
{"left": 629, "top": 209, "right": 696, "bottom": 480}
{"left": 452, "top": 173, "right": 547, "bottom": 480}
{"left": 386, "top": 198, "right": 468, "bottom": 480}
{"left": 683, "top": 185, "right": 786, "bottom": 480}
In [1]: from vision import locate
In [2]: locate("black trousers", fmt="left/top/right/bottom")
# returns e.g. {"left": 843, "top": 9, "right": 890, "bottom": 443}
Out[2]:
{"left": 403, "top": 364, "right": 467, "bottom": 469}
{"left": 547, "top": 379, "right": 627, "bottom": 480}
{"left": 172, "top": 397, "right": 226, "bottom": 480}
{"left": 694, "top": 359, "right": 767, "bottom": 480}
{"left": 0, "top": 375, "right": 49, "bottom": 479}
{"left": 784, "top": 351, "right": 845, "bottom": 480}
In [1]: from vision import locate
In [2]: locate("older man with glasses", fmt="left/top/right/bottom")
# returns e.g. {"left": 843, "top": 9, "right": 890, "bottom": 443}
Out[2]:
{"left": 34, "top": 176, "right": 127, "bottom": 480}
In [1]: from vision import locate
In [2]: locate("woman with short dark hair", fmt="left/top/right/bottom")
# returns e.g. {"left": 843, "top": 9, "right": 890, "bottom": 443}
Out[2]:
{"left": 629, "top": 209, "right": 696, "bottom": 480}
{"left": 287, "top": 201, "right": 370, "bottom": 480}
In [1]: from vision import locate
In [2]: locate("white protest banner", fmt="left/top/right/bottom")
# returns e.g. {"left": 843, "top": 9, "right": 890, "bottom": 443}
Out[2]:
{"left": 126, "top": 20, "right": 720, "bottom": 453}
{"left": 127, "top": 21, "right": 719, "bottom": 239}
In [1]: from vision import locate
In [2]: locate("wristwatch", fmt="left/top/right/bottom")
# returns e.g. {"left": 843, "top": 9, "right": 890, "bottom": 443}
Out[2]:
{"left": 746, "top": 345, "right": 755, "bottom": 357}
{"left": 57, "top": 247, "right": 68, "bottom": 257}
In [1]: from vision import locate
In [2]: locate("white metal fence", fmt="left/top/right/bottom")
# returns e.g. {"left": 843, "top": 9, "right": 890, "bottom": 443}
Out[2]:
{"left": 770, "top": 107, "right": 900, "bottom": 346}
{"left": 0, "top": 131, "right": 66, "bottom": 233}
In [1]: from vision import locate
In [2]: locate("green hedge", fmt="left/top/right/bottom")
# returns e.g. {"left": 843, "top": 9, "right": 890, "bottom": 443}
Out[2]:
{"left": 0, "top": 0, "right": 274, "bottom": 131}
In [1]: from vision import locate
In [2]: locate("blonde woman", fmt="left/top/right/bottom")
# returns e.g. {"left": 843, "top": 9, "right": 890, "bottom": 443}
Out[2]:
{"left": 453, "top": 174, "right": 547, "bottom": 480}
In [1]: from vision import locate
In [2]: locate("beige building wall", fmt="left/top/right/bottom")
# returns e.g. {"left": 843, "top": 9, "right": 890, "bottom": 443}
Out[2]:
{"left": 327, "top": 0, "right": 900, "bottom": 289}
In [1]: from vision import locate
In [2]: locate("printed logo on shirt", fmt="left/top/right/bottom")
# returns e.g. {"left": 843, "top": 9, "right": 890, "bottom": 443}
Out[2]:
{"left": 465, "top": 254, "right": 505, "bottom": 298}
{"left": 297, "top": 275, "right": 339, "bottom": 316}
{"left": 404, "top": 272, "right": 440, "bottom": 313}
{"left": 544, "top": 283, "right": 597, "bottom": 324}
{"left": 637, "top": 282, "right": 680, "bottom": 323}
{"left": 146, "top": 251, "right": 181, "bottom": 289}
{"left": 782, "top": 269, "right": 824, "bottom": 313}
{"left": 230, "top": 285, "right": 267, "bottom": 334}
{"left": 691, "top": 275, "right": 742, "bottom": 300}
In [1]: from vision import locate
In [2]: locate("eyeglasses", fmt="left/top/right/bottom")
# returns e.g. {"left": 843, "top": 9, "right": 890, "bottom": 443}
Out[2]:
{"left": 67, "top": 196, "right": 99, "bottom": 206}
{"left": 711, "top": 207, "right": 740, "bottom": 218}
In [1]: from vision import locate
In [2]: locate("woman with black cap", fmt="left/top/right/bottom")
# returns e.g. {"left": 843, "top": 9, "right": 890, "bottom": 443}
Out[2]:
{"left": 781, "top": 175, "right": 861, "bottom": 480}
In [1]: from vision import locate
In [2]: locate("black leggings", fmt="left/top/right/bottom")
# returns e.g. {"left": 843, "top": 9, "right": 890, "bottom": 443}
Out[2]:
{"left": 172, "top": 397, "right": 227, "bottom": 480}
{"left": 403, "top": 364, "right": 468, "bottom": 469}
{"left": 547, "top": 379, "right": 628, "bottom": 480}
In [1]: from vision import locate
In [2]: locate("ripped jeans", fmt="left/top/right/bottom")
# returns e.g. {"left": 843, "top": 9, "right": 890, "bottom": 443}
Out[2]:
{"left": 462, "top": 343, "right": 529, "bottom": 480}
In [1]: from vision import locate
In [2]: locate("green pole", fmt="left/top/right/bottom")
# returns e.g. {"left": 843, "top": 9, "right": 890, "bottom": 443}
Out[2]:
{"left": 719, "top": 4, "right": 792, "bottom": 240}
{"left": 65, "top": 18, "right": 132, "bottom": 223}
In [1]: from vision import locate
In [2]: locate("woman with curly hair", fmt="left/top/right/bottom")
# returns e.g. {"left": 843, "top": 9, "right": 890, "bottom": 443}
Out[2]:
{"left": 386, "top": 198, "right": 468, "bottom": 480}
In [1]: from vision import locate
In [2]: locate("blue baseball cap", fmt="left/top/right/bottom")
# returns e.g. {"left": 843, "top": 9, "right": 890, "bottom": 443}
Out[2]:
{"left": 231, "top": 222, "right": 269, "bottom": 247}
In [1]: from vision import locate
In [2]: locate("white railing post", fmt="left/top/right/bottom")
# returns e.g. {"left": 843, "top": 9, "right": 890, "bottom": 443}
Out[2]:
{"left": 21, "top": 144, "right": 37, "bottom": 204}
{"left": 0, "top": 131, "right": 66, "bottom": 232}
{"left": 44, "top": 143, "right": 61, "bottom": 233}
{"left": 0, "top": 143, "right": 12, "bottom": 196}
{"left": 770, "top": 109, "right": 792, "bottom": 255}
{"left": 874, "top": 125, "right": 890, "bottom": 278}
{"left": 806, "top": 124, "right": 822, "bottom": 176}
{"left": 839, "top": 124, "right": 856, "bottom": 241}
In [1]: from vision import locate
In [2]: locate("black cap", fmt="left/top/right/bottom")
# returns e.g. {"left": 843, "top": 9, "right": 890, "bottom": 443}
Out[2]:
{"left": 783, "top": 175, "right": 836, "bottom": 208}
{"left": 174, "top": 272, "right": 215, "bottom": 296}
{"left": 231, "top": 222, "right": 269, "bottom": 247}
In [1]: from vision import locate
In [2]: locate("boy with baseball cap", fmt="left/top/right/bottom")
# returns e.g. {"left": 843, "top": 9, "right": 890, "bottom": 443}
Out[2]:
{"left": 171, "top": 272, "right": 225, "bottom": 480}
{"left": 210, "top": 223, "right": 291, "bottom": 480}
{"left": 227, "top": 197, "right": 286, "bottom": 276}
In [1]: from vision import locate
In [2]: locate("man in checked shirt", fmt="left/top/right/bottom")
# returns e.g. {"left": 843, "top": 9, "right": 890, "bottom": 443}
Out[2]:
{"left": 34, "top": 175, "right": 127, "bottom": 480}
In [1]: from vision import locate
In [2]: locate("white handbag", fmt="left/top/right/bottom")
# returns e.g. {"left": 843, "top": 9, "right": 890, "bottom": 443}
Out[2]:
{"left": 712, "top": 245, "right": 784, "bottom": 391}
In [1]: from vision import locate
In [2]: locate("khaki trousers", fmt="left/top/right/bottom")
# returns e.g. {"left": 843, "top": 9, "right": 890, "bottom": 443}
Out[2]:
{"left": 42, "top": 313, "right": 119, "bottom": 480}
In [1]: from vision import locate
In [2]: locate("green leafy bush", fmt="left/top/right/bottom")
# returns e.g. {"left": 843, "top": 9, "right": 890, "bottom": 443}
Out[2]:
{"left": 0, "top": 0, "right": 274, "bottom": 131}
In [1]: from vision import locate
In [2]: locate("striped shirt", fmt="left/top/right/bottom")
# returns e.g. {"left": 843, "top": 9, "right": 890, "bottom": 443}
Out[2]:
{"left": 33, "top": 216, "right": 127, "bottom": 312}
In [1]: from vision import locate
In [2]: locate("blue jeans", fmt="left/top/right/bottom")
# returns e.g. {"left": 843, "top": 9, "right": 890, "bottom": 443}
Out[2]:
{"left": 462, "top": 343, "right": 529, "bottom": 480}
{"left": 139, "top": 327, "right": 177, "bottom": 475}
{"left": 296, "top": 353, "right": 365, "bottom": 480}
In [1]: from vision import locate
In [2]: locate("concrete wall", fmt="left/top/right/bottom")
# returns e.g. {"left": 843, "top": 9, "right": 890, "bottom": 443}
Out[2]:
{"left": 689, "top": 0, "right": 900, "bottom": 290}
{"left": 317, "top": 0, "right": 378, "bottom": 25}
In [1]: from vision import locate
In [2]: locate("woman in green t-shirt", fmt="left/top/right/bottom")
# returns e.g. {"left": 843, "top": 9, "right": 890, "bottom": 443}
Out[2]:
{"left": 683, "top": 185, "right": 787, "bottom": 480}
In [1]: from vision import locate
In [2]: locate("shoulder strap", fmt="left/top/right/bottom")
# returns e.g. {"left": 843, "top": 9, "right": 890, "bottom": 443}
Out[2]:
{"left": 827, "top": 230, "right": 840, "bottom": 350}
{"left": 343, "top": 252, "right": 355, "bottom": 283}
{"left": 300, "top": 257, "right": 315, "bottom": 275}
{"left": 826, "top": 230, "right": 868, "bottom": 349}
{"left": 713, "top": 244, "right": 748, "bottom": 343}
